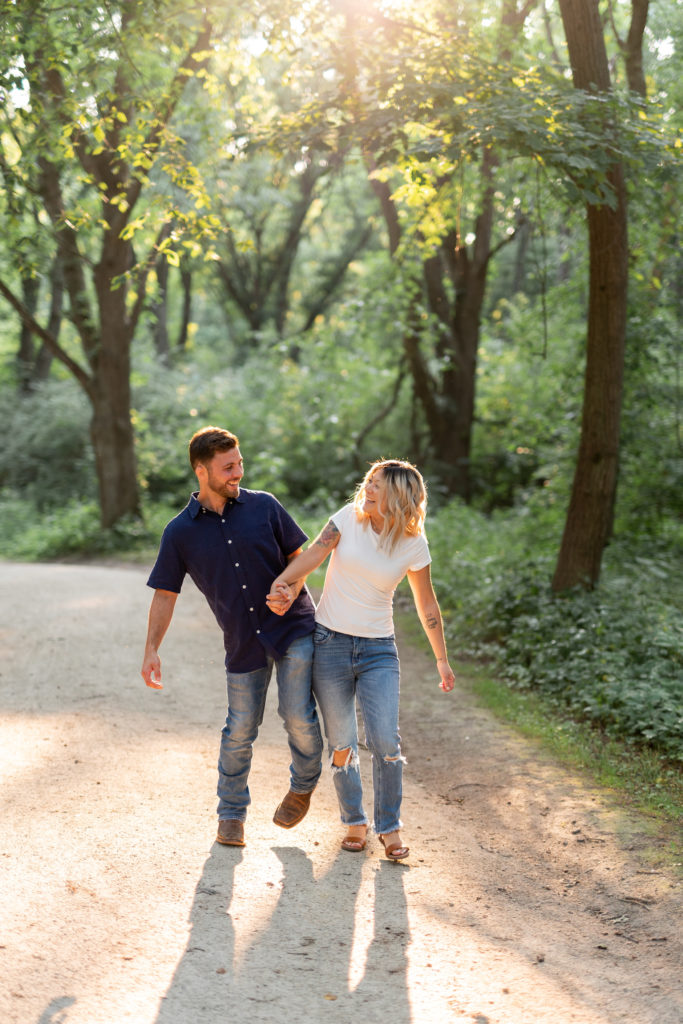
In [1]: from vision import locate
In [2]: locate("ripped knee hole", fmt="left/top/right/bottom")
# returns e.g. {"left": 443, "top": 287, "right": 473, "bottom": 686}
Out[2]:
{"left": 332, "top": 747, "right": 353, "bottom": 768}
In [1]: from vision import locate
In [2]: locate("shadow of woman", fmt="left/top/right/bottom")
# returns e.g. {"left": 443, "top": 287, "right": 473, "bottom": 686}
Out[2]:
{"left": 349, "top": 859, "right": 412, "bottom": 1022}
{"left": 232, "top": 844, "right": 365, "bottom": 1018}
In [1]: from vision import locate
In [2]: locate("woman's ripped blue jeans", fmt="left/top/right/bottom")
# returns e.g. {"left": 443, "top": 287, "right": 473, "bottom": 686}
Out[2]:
{"left": 312, "top": 624, "right": 403, "bottom": 835}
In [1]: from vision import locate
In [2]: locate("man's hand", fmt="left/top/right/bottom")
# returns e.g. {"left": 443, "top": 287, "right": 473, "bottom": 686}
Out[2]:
{"left": 141, "top": 590, "right": 177, "bottom": 691}
{"left": 266, "top": 581, "right": 294, "bottom": 617}
{"left": 141, "top": 650, "right": 163, "bottom": 689}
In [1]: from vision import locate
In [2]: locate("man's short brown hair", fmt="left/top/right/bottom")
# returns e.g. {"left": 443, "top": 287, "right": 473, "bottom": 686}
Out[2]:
{"left": 188, "top": 426, "right": 239, "bottom": 470}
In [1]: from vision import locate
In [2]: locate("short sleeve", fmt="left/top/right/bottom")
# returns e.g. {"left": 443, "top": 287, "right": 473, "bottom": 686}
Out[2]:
{"left": 408, "top": 535, "right": 431, "bottom": 573}
{"left": 147, "top": 527, "right": 187, "bottom": 593}
{"left": 330, "top": 504, "right": 353, "bottom": 533}
{"left": 268, "top": 493, "right": 309, "bottom": 557}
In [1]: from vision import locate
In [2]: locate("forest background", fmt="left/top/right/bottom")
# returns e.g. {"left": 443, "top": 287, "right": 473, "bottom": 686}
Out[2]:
{"left": 0, "top": 1, "right": 681, "bottom": 827}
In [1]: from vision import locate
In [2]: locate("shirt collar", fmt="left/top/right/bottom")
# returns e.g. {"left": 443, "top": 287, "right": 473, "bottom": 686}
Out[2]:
{"left": 189, "top": 489, "right": 246, "bottom": 519}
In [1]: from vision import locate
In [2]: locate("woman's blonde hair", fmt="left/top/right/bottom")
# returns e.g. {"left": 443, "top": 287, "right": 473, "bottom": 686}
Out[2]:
{"left": 353, "top": 459, "right": 427, "bottom": 551}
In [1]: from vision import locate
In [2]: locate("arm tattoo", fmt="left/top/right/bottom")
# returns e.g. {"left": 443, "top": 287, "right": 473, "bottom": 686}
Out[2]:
{"left": 426, "top": 614, "right": 438, "bottom": 630}
{"left": 313, "top": 520, "right": 340, "bottom": 549}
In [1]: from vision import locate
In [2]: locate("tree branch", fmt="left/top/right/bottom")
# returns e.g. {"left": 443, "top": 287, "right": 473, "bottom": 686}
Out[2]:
{"left": 299, "top": 220, "right": 374, "bottom": 335}
{"left": 127, "top": 220, "right": 174, "bottom": 335}
{"left": 0, "top": 277, "right": 93, "bottom": 394}
{"left": 353, "top": 358, "right": 407, "bottom": 468}
{"left": 117, "top": 15, "right": 213, "bottom": 229}
{"left": 37, "top": 155, "right": 100, "bottom": 367}
{"left": 365, "top": 156, "right": 401, "bottom": 255}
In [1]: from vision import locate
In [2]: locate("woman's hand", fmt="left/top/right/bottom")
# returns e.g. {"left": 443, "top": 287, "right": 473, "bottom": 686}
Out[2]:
{"left": 266, "top": 581, "right": 294, "bottom": 616}
{"left": 437, "top": 658, "right": 455, "bottom": 693}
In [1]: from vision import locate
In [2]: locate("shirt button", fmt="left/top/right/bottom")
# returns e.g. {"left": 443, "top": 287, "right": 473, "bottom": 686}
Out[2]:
{"left": 256, "top": 630, "right": 261, "bottom": 634}
{"left": 249, "top": 607, "right": 254, "bottom": 611}
{"left": 221, "top": 519, "right": 225, "bottom": 523}
{"left": 235, "top": 562, "right": 239, "bottom": 567}
{"left": 228, "top": 540, "right": 232, "bottom": 544}
{"left": 242, "top": 585, "right": 246, "bottom": 590}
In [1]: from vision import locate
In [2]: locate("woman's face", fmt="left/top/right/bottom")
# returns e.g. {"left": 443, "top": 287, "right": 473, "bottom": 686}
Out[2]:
{"left": 363, "top": 469, "right": 388, "bottom": 520}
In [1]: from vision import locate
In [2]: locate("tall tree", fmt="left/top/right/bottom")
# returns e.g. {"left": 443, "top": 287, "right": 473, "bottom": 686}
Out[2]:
{"left": 330, "top": 0, "right": 538, "bottom": 499}
{"left": 0, "top": 1, "right": 214, "bottom": 526}
{"left": 552, "top": 0, "right": 630, "bottom": 589}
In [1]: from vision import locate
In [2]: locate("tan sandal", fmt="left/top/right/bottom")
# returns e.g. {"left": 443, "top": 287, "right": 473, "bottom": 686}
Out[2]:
{"left": 341, "top": 826, "right": 367, "bottom": 852}
{"left": 379, "top": 834, "right": 409, "bottom": 861}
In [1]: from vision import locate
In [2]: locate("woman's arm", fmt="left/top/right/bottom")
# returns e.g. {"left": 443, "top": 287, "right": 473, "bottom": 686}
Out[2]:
{"left": 266, "top": 519, "right": 341, "bottom": 614}
{"left": 406, "top": 565, "right": 455, "bottom": 692}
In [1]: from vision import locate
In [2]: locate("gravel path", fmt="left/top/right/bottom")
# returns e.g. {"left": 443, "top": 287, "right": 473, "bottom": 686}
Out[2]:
{"left": 0, "top": 562, "right": 680, "bottom": 1024}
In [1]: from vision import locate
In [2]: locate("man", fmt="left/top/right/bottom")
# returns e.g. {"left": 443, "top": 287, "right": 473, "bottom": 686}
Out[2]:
{"left": 141, "top": 426, "right": 322, "bottom": 847}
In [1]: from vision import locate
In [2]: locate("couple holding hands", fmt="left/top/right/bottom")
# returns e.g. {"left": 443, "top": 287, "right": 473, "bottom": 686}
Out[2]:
{"left": 142, "top": 427, "right": 454, "bottom": 861}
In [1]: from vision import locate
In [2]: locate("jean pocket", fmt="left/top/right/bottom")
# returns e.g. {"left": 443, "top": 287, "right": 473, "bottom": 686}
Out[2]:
{"left": 313, "top": 624, "right": 333, "bottom": 644}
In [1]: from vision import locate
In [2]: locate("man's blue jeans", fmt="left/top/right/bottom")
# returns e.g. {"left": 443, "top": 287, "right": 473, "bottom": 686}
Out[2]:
{"left": 217, "top": 633, "right": 322, "bottom": 821}
{"left": 312, "top": 625, "right": 403, "bottom": 835}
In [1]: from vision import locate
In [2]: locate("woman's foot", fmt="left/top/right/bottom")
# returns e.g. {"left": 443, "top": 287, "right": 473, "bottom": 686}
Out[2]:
{"left": 379, "top": 831, "right": 409, "bottom": 861}
{"left": 341, "top": 824, "right": 368, "bottom": 852}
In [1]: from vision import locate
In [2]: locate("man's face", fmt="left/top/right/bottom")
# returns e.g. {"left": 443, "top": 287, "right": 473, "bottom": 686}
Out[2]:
{"left": 204, "top": 446, "right": 244, "bottom": 501}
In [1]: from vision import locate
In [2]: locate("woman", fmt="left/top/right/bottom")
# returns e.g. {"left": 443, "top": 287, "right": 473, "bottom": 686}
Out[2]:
{"left": 267, "top": 460, "right": 455, "bottom": 860}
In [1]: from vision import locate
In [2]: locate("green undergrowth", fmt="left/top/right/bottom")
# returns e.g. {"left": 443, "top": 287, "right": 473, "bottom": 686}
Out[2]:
{"left": 0, "top": 497, "right": 176, "bottom": 564}
{"left": 414, "top": 498, "right": 682, "bottom": 847}
{"left": 395, "top": 605, "right": 682, "bottom": 858}
{"left": 426, "top": 500, "right": 683, "bottom": 764}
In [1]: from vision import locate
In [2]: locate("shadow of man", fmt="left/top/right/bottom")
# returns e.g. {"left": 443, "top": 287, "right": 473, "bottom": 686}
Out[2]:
{"left": 35, "top": 996, "right": 76, "bottom": 1024}
{"left": 153, "top": 844, "right": 242, "bottom": 1023}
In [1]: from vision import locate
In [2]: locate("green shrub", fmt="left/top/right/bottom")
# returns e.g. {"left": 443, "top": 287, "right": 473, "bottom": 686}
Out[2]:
{"left": 428, "top": 501, "right": 683, "bottom": 761}
{"left": 0, "top": 496, "right": 175, "bottom": 562}
{"left": 0, "top": 380, "right": 94, "bottom": 508}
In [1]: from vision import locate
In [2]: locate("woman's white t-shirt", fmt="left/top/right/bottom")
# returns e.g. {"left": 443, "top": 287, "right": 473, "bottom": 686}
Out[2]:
{"left": 314, "top": 503, "right": 431, "bottom": 638}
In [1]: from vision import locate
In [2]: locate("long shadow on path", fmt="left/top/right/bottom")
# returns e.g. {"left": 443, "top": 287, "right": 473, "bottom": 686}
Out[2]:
{"left": 154, "top": 842, "right": 413, "bottom": 1024}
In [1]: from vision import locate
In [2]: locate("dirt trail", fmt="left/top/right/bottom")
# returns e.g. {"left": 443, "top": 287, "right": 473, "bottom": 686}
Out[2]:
{"left": 0, "top": 562, "right": 680, "bottom": 1024}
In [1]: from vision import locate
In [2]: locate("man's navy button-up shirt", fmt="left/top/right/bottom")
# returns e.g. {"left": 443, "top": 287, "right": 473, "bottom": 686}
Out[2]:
{"left": 147, "top": 489, "right": 316, "bottom": 672}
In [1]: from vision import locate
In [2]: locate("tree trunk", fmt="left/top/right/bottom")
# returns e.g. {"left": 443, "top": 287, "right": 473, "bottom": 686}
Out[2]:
{"left": 17, "top": 274, "right": 39, "bottom": 392}
{"left": 552, "top": 0, "right": 630, "bottom": 590}
{"left": 512, "top": 217, "right": 532, "bottom": 295}
{"left": 89, "top": 377, "right": 140, "bottom": 528}
{"left": 419, "top": 239, "right": 483, "bottom": 501}
{"left": 92, "top": 237, "right": 140, "bottom": 526}
{"left": 177, "top": 266, "right": 192, "bottom": 350}
{"left": 152, "top": 253, "right": 171, "bottom": 364}
{"left": 609, "top": 0, "right": 649, "bottom": 97}
{"left": 33, "top": 254, "right": 62, "bottom": 383}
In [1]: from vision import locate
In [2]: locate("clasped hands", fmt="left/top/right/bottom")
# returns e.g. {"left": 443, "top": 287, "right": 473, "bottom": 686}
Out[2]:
{"left": 266, "top": 580, "right": 293, "bottom": 616}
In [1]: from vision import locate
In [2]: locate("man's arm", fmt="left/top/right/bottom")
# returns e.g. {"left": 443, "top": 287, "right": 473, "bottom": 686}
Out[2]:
{"left": 141, "top": 589, "right": 178, "bottom": 689}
